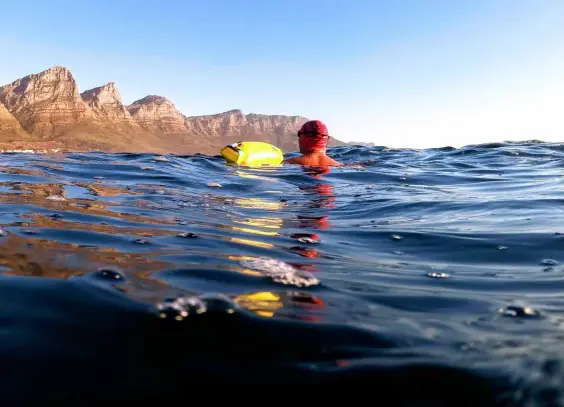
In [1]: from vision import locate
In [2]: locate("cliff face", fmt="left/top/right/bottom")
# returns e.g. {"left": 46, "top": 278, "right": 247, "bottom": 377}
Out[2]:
{"left": 185, "top": 109, "right": 249, "bottom": 139}
{"left": 0, "top": 67, "right": 91, "bottom": 138}
{"left": 126, "top": 96, "right": 188, "bottom": 134}
{"left": 246, "top": 113, "right": 308, "bottom": 150}
{"left": 0, "top": 100, "right": 32, "bottom": 141}
{"left": 0, "top": 66, "right": 348, "bottom": 154}
{"left": 81, "top": 82, "right": 135, "bottom": 124}
{"left": 184, "top": 110, "right": 311, "bottom": 151}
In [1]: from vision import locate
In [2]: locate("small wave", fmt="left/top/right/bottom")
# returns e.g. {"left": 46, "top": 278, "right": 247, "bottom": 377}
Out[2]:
{"left": 0, "top": 141, "right": 563, "bottom": 405}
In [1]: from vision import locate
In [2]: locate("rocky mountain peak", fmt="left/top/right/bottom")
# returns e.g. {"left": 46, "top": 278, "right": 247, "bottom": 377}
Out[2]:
{"left": 0, "top": 66, "right": 90, "bottom": 137}
{"left": 0, "top": 65, "right": 349, "bottom": 153}
{"left": 126, "top": 95, "right": 187, "bottom": 134}
{"left": 81, "top": 82, "right": 134, "bottom": 122}
{"left": 129, "top": 95, "right": 171, "bottom": 105}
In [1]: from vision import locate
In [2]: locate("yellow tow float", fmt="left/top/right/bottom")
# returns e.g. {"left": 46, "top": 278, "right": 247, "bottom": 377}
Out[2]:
{"left": 220, "top": 141, "right": 284, "bottom": 166}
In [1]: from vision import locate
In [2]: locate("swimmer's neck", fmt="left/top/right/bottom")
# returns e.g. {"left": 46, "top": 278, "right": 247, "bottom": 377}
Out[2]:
{"left": 285, "top": 150, "right": 342, "bottom": 167}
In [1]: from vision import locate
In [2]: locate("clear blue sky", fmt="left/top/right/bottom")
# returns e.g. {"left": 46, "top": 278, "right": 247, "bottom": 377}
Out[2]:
{"left": 0, "top": 0, "right": 563, "bottom": 148}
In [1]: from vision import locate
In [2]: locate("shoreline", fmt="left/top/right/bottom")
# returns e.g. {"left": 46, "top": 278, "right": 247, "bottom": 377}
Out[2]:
{"left": 0, "top": 141, "right": 215, "bottom": 156}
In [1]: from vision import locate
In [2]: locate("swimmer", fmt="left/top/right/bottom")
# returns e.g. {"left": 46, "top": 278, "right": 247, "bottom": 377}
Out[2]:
{"left": 284, "top": 120, "right": 342, "bottom": 167}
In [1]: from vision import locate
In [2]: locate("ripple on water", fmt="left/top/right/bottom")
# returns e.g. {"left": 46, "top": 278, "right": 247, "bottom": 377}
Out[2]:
{"left": 1, "top": 144, "right": 564, "bottom": 404}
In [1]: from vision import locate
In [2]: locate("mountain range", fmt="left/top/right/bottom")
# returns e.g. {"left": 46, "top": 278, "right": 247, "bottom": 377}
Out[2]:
{"left": 0, "top": 66, "right": 347, "bottom": 154}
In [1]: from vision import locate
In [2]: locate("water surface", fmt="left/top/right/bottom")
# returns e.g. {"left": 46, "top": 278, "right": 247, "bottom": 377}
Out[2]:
{"left": 2, "top": 141, "right": 564, "bottom": 406}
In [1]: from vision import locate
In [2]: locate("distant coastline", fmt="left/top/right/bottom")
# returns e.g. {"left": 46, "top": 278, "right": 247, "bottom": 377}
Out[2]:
{"left": 0, "top": 66, "right": 349, "bottom": 155}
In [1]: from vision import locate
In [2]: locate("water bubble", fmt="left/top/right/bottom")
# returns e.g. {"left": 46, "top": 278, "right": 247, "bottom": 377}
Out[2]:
{"left": 291, "top": 233, "right": 319, "bottom": 243}
{"left": 177, "top": 232, "right": 198, "bottom": 238}
{"left": 273, "top": 269, "right": 319, "bottom": 287}
{"left": 242, "top": 257, "right": 297, "bottom": 274}
{"left": 391, "top": 234, "right": 402, "bottom": 241}
{"left": 93, "top": 176, "right": 105, "bottom": 179}
{"left": 427, "top": 272, "right": 450, "bottom": 279}
{"left": 241, "top": 257, "right": 320, "bottom": 287}
{"left": 156, "top": 296, "right": 207, "bottom": 321}
{"left": 133, "top": 239, "right": 151, "bottom": 245}
{"left": 207, "top": 182, "right": 222, "bottom": 188}
{"left": 154, "top": 156, "right": 170, "bottom": 162}
{"left": 499, "top": 305, "right": 541, "bottom": 318}
{"left": 497, "top": 246, "right": 508, "bottom": 251}
{"left": 393, "top": 251, "right": 404, "bottom": 255}
{"left": 198, "top": 293, "right": 238, "bottom": 315}
{"left": 298, "top": 237, "right": 318, "bottom": 244}
{"left": 95, "top": 267, "right": 125, "bottom": 281}
{"left": 541, "top": 259, "right": 559, "bottom": 266}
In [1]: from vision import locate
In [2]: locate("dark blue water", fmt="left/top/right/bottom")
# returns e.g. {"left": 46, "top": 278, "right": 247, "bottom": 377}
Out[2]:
{"left": 2, "top": 141, "right": 564, "bottom": 406}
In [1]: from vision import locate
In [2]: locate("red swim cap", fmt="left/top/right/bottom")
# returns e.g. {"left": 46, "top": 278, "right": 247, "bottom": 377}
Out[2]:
{"left": 298, "top": 120, "right": 329, "bottom": 137}
{"left": 298, "top": 120, "right": 329, "bottom": 152}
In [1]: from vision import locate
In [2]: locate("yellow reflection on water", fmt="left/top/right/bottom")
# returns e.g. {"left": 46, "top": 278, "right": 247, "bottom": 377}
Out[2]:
{"left": 235, "top": 268, "right": 263, "bottom": 277}
{"left": 233, "top": 197, "right": 285, "bottom": 211}
{"left": 232, "top": 217, "right": 283, "bottom": 230}
{"left": 232, "top": 291, "right": 327, "bottom": 320}
{"left": 234, "top": 169, "right": 281, "bottom": 181}
{"left": 233, "top": 291, "right": 283, "bottom": 318}
{"left": 229, "top": 237, "right": 274, "bottom": 249}
{"left": 230, "top": 226, "right": 278, "bottom": 237}
{"left": 227, "top": 255, "right": 254, "bottom": 261}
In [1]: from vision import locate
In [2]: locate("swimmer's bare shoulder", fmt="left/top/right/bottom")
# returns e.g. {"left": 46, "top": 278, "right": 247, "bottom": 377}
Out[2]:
{"left": 284, "top": 155, "right": 342, "bottom": 167}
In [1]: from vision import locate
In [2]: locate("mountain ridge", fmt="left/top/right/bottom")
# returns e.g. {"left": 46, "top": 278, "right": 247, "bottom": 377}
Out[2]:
{"left": 0, "top": 66, "right": 348, "bottom": 154}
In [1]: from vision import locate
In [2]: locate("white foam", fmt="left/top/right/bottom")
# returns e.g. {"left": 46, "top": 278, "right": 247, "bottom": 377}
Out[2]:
{"left": 241, "top": 257, "right": 320, "bottom": 287}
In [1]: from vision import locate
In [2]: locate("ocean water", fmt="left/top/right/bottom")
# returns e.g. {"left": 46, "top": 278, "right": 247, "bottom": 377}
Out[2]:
{"left": 1, "top": 141, "right": 564, "bottom": 406}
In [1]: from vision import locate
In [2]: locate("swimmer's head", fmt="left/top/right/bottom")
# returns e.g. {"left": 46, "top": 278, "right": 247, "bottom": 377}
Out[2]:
{"left": 298, "top": 120, "right": 329, "bottom": 154}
